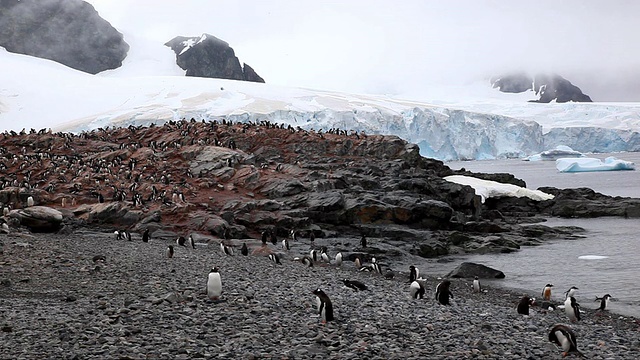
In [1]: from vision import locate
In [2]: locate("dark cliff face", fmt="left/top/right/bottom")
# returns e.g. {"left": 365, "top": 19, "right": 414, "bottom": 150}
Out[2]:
{"left": 165, "top": 34, "right": 265, "bottom": 83}
{"left": 491, "top": 73, "right": 592, "bottom": 103}
{"left": 0, "top": 0, "right": 129, "bottom": 74}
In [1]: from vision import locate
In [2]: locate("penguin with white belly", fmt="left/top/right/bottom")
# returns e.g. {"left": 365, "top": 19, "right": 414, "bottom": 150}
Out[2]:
{"left": 207, "top": 267, "right": 222, "bottom": 301}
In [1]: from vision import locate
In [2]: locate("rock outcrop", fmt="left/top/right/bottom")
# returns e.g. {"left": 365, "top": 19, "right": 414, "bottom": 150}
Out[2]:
{"left": 165, "top": 34, "right": 265, "bottom": 82}
{"left": 491, "top": 73, "right": 592, "bottom": 103}
{"left": 446, "top": 262, "right": 506, "bottom": 279}
{"left": 0, "top": 0, "right": 129, "bottom": 74}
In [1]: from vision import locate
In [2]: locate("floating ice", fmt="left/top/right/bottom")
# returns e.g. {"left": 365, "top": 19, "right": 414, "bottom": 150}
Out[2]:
{"left": 525, "top": 145, "right": 584, "bottom": 161}
{"left": 578, "top": 255, "right": 609, "bottom": 260}
{"left": 556, "top": 157, "right": 636, "bottom": 173}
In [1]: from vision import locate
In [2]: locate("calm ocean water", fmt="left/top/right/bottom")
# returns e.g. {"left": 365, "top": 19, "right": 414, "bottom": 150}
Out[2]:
{"left": 437, "top": 152, "right": 640, "bottom": 317}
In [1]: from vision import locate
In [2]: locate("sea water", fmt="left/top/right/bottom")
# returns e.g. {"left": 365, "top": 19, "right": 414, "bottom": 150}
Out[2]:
{"left": 436, "top": 152, "right": 640, "bottom": 317}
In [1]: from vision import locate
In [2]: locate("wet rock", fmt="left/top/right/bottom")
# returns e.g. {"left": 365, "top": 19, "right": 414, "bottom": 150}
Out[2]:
{"left": 446, "top": 262, "right": 505, "bottom": 279}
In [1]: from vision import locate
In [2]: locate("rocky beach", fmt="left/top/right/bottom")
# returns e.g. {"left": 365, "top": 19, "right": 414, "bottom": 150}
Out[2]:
{"left": 1, "top": 121, "right": 640, "bottom": 359}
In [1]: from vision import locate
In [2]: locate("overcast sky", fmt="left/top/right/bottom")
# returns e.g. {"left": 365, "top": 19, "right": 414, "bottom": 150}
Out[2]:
{"left": 86, "top": 0, "right": 640, "bottom": 101}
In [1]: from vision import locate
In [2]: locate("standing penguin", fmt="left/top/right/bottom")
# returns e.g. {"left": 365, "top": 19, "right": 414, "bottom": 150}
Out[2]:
{"left": 517, "top": 296, "right": 535, "bottom": 315}
{"left": 269, "top": 253, "right": 282, "bottom": 265}
{"left": 282, "top": 238, "right": 290, "bottom": 251}
{"left": 309, "top": 231, "right": 315, "bottom": 243}
{"left": 240, "top": 243, "right": 249, "bottom": 256}
{"left": 166, "top": 245, "right": 174, "bottom": 259}
{"left": 142, "top": 228, "right": 150, "bottom": 243}
{"left": 410, "top": 280, "right": 425, "bottom": 299}
{"left": 564, "top": 296, "right": 581, "bottom": 322}
{"left": 312, "top": 288, "right": 334, "bottom": 323}
{"left": 270, "top": 231, "right": 277, "bottom": 245}
{"left": 220, "top": 242, "right": 234, "bottom": 256}
{"left": 310, "top": 249, "right": 319, "bottom": 262}
{"left": 124, "top": 231, "right": 132, "bottom": 241}
{"left": 207, "top": 267, "right": 222, "bottom": 300}
{"left": 261, "top": 230, "right": 268, "bottom": 245}
{"left": 334, "top": 252, "right": 343, "bottom": 267}
{"left": 435, "top": 280, "right": 453, "bottom": 305}
{"left": 595, "top": 294, "right": 612, "bottom": 311}
{"left": 301, "top": 256, "right": 314, "bottom": 267}
{"left": 188, "top": 235, "right": 195, "bottom": 249}
{"left": 26, "top": 196, "right": 34, "bottom": 207}
{"left": 320, "top": 247, "right": 330, "bottom": 263}
{"left": 360, "top": 234, "right": 367, "bottom": 248}
{"left": 542, "top": 283, "right": 554, "bottom": 301}
{"left": 409, "top": 265, "right": 419, "bottom": 283}
{"left": 549, "top": 324, "right": 584, "bottom": 358}
{"left": 473, "top": 276, "right": 481, "bottom": 293}
{"left": 564, "top": 286, "right": 579, "bottom": 299}
{"left": 354, "top": 257, "right": 362, "bottom": 269}
{"left": 176, "top": 236, "right": 187, "bottom": 247}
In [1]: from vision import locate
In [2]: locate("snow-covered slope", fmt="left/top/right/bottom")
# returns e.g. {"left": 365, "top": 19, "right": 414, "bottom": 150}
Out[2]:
{"left": 1, "top": 47, "right": 640, "bottom": 161}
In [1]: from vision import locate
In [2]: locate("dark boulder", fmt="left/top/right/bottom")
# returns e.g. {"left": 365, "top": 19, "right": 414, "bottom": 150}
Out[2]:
{"left": 446, "top": 262, "right": 505, "bottom": 279}
{"left": 165, "top": 34, "right": 265, "bottom": 82}
{"left": 0, "top": 0, "right": 129, "bottom": 74}
{"left": 8, "top": 206, "right": 63, "bottom": 232}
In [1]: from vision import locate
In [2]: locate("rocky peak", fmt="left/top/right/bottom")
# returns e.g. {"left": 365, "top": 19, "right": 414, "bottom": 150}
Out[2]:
{"left": 165, "top": 34, "right": 265, "bottom": 83}
{"left": 0, "top": 0, "right": 129, "bottom": 74}
{"left": 491, "top": 73, "right": 592, "bottom": 103}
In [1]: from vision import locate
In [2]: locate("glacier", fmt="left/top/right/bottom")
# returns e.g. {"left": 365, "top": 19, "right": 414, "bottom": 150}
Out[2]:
{"left": 2, "top": 48, "right": 640, "bottom": 162}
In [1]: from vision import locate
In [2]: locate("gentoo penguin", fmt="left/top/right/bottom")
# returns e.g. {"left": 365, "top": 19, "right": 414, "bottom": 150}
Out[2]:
{"left": 26, "top": 196, "right": 34, "bottom": 207}
{"left": 269, "top": 253, "right": 282, "bottom": 265}
{"left": 564, "top": 286, "right": 579, "bottom": 299}
{"left": 542, "top": 284, "right": 554, "bottom": 301}
{"left": 282, "top": 238, "right": 290, "bottom": 251}
{"left": 261, "top": 231, "right": 268, "bottom": 245}
{"left": 564, "top": 296, "right": 581, "bottom": 322}
{"left": 354, "top": 257, "right": 362, "bottom": 269}
{"left": 301, "top": 256, "right": 314, "bottom": 267}
{"left": 124, "top": 230, "right": 132, "bottom": 241}
{"left": 549, "top": 324, "right": 584, "bottom": 358}
{"left": 335, "top": 252, "right": 343, "bottom": 267}
{"left": 309, "top": 231, "right": 315, "bottom": 243}
{"left": 435, "top": 280, "right": 453, "bottom": 305}
{"left": 270, "top": 231, "right": 277, "bottom": 245}
{"left": 142, "top": 228, "right": 150, "bottom": 243}
{"left": 595, "top": 294, "right": 612, "bottom": 311}
{"left": 312, "top": 288, "right": 334, "bottom": 323}
{"left": 473, "top": 276, "right": 481, "bottom": 293}
{"left": 343, "top": 279, "right": 368, "bottom": 291}
{"left": 188, "top": 235, "right": 195, "bottom": 249}
{"left": 240, "top": 243, "right": 249, "bottom": 256}
{"left": 290, "top": 229, "right": 297, "bottom": 241}
{"left": 360, "top": 234, "right": 367, "bottom": 248}
{"left": 114, "top": 230, "right": 124, "bottom": 240}
{"left": 176, "top": 236, "right": 187, "bottom": 247}
{"left": 3, "top": 207, "right": 9, "bottom": 216}
{"left": 207, "top": 267, "right": 222, "bottom": 300}
{"left": 320, "top": 247, "right": 330, "bottom": 263}
{"left": 166, "top": 245, "right": 174, "bottom": 258}
{"left": 409, "top": 265, "right": 419, "bottom": 283}
{"left": 410, "top": 280, "right": 425, "bottom": 299}
{"left": 310, "top": 249, "right": 319, "bottom": 262}
{"left": 220, "top": 242, "right": 233, "bottom": 256}
{"left": 517, "top": 296, "right": 535, "bottom": 315}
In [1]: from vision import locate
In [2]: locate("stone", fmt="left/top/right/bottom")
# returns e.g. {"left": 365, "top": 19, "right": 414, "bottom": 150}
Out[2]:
{"left": 446, "top": 262, "right": 505, "bottom": 279}
{"left": 8, "top": 206, "right": 63, "bottom": 232}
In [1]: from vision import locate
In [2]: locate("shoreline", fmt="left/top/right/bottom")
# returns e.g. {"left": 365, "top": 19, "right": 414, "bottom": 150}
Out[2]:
{"left": 1, "top": 229, "right": 639, "bottom": 359}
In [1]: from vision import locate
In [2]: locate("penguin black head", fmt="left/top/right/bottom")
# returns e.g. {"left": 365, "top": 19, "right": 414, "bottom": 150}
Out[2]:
{"left": 210, "top": 267, "right": 219, "bottom": 273}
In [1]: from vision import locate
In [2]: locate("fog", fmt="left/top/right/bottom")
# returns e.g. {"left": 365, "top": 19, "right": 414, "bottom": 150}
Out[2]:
{"left": 79, "top": 1, "right": 640, "bottom": 101}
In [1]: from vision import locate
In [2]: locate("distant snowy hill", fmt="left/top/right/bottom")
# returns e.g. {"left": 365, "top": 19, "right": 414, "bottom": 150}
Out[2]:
{"left": 2, "top": 47, "right": 640, "bottom": 161}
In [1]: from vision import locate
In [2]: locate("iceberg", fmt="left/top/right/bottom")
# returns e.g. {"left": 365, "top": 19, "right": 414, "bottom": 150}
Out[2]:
{"left": 444, "top": 175, "right": 555, "bottom": 203}
{"left": 556, "top": 157, "right": 636, "bottom": 173}
{"left": 525, "top": 145, "right": 584, "bottom": 161}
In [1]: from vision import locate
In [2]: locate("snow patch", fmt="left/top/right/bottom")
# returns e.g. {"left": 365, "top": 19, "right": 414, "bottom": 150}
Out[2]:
{"left": 443, "top": 175, "right": 554, "bottom": 203}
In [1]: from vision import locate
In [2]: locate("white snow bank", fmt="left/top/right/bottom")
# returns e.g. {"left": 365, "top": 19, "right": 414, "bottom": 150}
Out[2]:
{"left": 444, "top": 175, "right": 555, "bottom": 203}
{"left": 556, "top": 157, "right": 636, "bottom": 173}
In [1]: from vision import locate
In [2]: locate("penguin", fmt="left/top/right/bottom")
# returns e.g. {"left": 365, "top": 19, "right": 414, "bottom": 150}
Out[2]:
{"left": 354, "top": 257, "right": 362, "bottom": 269}
{"left": 473, "top": 276, "right": 481, "bottom": 293}
{"left": 176, "top": 236, "right": 187, "bottom": 247}
{"left": 548, "top": 324, "right": 585, "bottom": 358}
{"left": 26, "top": 196, "right": 34, "bottom": 207}
{"left": 310, "top": 249, "right": 319, "bottom": 262}
{"left": 3, "top": 207, "right": 9, "bottom": 216}
{"left": 564, "top": 296, "right": 581, "bottom": 322}
{"left": 290, "top": 229, "right": 297, "bottom": 241}
{"left": 261, "top": 230, "right": 268, "bottom": 245}
{"left": 166, "top": 245, "right": 174, "bottom": 258}
{"left": 114, "top": 230, "right": 123, "bottom": 240}
{"left": 542, "top": 283, "right": 554, "bottom": 301}
{"left": 188, "top": 235, "right": 195, "bottom": 249}
{"left": 320, "top": 247, "right": 330, "bottom": 263}
{"left": 269, "top": 253, "right": 281, "bottom": 265}
{"left": 240, "top": 243, "right": 249, "bottom": 256}
{"left": 410, "top": 280, "right": 425, "bottom": 299}
{"left": 142, "top": 228, "right": 150, "bottom": 243}
{"left": 207, "top": 267, "right": 222, "bottom": 300}
{"left": 435, "top": 280, "right": 453, "bottom": 305}
{"left": 409, "top": 265, "right": 419, "bottom": 283}
{"left": 371, "top": 262, "right": 382, "bottom": 275}
{"left": 282, "top": 238, "right": 290, "bottom": 251}
{"left": 312, "top": 288, "right": 334, "bottom": 323}
{"left": 124, "top": 231, "right": 132, "bottom": 241}
{"left": 220, "top": 242, "right": 234, "bottom": 256}
{"left": 334, "top": 252, "right": 343, "bottom": 267}
{"left": 343, "top": 279, "right": 368, "bottom": 291}
{"left": 360, "top": 234, "right": 367, "bottom": 248}
{"left": 595, "top": 294, "right": 612, "bottom": 311}
{"left": 270, "top": 231, "right": 277, "bottom": 245}
{"left": 301, "top": 256, "right": 314, "bottom": 267}
{"left": 309, "top": 231, "right": 315, "bottom": 243}
{"left": 517, "top": 296, "right": 535, "bottom": 315}
{"left": 564, "top": 286, "right": 578, "bottom": 299}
